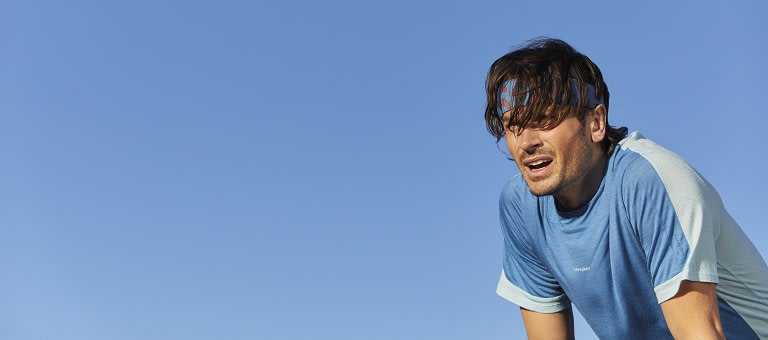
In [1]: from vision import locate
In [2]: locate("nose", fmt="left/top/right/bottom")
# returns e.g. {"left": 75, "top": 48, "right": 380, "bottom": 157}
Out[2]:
{"left": 516, "top": 128, "right": 543, "bottom": 153}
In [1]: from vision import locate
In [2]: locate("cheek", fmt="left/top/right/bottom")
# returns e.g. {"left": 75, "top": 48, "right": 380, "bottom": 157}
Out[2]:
{"left": 505, "top": 138, "right": 513, "bottom": 152}
{"left": 504, "top": 132, "right": 519, "bottom": 148}
{"left": 504, "top": 136, "right": 519, "bottom": 158}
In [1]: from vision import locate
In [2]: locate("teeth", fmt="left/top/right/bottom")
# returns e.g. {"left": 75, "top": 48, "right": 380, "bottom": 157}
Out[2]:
{"left": 529, "top": 160, "right": 547, "bottom": 166}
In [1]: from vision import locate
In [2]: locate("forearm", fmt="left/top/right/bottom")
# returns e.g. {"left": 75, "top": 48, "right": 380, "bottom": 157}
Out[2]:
{"left": 660, "top": 280, "right": 724, "bottom": 340}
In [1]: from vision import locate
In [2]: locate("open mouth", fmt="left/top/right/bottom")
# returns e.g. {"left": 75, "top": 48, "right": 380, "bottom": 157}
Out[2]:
{"left": 528, "top": 159, "right": 552, "bottom": 170}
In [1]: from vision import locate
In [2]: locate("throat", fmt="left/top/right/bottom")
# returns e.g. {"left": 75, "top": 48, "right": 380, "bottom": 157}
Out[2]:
{"left": 554, "top": 156, "right": 608, "bottom": 211}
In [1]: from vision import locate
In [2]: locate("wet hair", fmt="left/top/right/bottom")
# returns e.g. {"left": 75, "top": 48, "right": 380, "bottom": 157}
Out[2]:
{"left": 484, "top": 38, "right": 627, "bottom": 155}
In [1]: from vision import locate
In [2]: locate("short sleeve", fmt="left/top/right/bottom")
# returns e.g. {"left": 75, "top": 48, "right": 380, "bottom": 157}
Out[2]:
{"left": 620, "top": 137, "right": 721, "bottom": 303}
{"left": 496, "top": 179, "right": 571, "bottom": 313}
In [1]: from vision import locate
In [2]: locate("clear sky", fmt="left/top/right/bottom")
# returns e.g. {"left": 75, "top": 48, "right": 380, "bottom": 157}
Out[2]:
{"left": 1, "top": 0, "right": 766, "bottom": 339}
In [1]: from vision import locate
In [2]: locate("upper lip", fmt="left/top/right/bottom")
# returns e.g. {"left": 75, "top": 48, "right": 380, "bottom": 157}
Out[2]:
{"left": 522, "top": 156, "right": 552, "bottom": 167}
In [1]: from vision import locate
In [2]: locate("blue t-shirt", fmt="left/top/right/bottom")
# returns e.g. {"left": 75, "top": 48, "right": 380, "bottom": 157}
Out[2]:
{"left": 496, "top": 132, "right": 768, "bottom": 339}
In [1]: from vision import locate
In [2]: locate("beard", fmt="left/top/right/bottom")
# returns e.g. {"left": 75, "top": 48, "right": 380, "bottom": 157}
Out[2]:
{"left": 520, "top": 136, "right": 594, "bottom": 199}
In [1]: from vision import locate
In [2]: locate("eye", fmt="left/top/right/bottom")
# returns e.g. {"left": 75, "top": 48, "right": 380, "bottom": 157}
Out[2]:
{"left": 527, "top": 112, "right": 561, "bottom": 130}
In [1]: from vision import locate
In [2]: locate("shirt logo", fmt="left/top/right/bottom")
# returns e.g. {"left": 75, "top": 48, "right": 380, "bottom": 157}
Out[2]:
{"left": 573, "top": 266, "right": 591, "bottom": 272}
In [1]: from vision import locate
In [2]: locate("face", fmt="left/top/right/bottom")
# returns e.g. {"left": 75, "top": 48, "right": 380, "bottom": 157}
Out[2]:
{"left": 503, "top": 108, "right": 604, "bottom": 206}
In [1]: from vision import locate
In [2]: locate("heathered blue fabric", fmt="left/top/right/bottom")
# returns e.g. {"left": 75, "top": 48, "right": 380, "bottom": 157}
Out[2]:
{"left": 496, "top": 132, "right": 764, "bottom": 339}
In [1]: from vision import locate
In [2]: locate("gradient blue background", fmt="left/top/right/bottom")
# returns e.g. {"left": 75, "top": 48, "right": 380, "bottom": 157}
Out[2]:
{"left": 2, "top": 0, "right": 766, "bottom": 339}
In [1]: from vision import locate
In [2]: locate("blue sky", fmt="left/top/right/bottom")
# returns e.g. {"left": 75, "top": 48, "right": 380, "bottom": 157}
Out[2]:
{"left": 1, "top": 0, "right": 766, "bottom": 339}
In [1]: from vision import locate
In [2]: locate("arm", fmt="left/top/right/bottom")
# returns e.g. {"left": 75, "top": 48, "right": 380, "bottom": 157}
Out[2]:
{"left": 520, "top": 306, "right": 574, "bottom": 340}
{"left": 660, "top": 280, "right": 724, "bottom": 340}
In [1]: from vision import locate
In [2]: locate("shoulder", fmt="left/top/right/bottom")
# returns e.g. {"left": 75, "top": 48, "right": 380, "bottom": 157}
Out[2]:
{"left": 612, "top": 132, "right": 720, "bottom": 203}
{"left": 498, "top": 173, "right": 544, "bottom": 240}
{"left": 615, "top": 132, "right": 701, "bottom": 181}
{"left": 499, "top": 173, "right": 538, "bottom": 215}
{"left": 611, "top": 132, "right": 685, "bottom": 180}
{"left": 500, "top": 173, "right": 527, "bottom": 200}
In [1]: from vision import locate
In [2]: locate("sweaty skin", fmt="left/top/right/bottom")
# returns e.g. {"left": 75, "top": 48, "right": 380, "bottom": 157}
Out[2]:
{"left": 503, "top": 106, "right": 607, "bottom": 210}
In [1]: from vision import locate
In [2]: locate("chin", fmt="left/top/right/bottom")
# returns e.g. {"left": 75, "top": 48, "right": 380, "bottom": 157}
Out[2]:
{"left": 525, "top": 182, "right": 557, "bottom": 197}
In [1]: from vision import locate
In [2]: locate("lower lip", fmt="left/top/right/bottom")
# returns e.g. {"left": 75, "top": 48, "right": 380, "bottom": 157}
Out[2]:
{"left": 526, "top": 162, "right": 552, "bottom": 178}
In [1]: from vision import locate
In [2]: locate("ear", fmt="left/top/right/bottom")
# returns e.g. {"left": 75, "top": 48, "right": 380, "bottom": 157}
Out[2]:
{"left": 589, "top": 104, "right": 607, "bottom": 143}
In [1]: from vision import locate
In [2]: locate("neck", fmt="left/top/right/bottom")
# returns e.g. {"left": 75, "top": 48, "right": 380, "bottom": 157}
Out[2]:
{"left": 554, "top": 153, "right": 608, "bottom": 211}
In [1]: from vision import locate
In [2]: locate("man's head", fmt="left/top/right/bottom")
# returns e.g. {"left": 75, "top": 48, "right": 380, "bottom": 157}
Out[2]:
{"left": 484, "top": 38, "right": 627, "bottom": 208}
{"left": 484, "top": 38, "right": 626, "bottom": 156}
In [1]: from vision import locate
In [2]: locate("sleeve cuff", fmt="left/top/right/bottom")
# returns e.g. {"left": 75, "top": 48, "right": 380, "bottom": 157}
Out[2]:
{"left": 496, "top": 270, "right": 571, "bottom": 313}
{"left": 654, "top": 270, "right": 719, "bottom": 303}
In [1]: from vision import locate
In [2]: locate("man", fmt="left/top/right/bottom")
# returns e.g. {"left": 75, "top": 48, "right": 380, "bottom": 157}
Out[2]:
{"left": 484, "top": 38, "right": 768, "bottom": 339}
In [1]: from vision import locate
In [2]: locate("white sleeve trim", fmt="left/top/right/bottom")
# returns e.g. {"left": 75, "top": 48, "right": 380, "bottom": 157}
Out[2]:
{"left": 654, "top": 270, "right": 719, "bottom": 303}
{"left": 621, "top": 132, "right": 722, "bottom": 303}
{"left": 496, "top": 270, "right": 571, "bottom": 313}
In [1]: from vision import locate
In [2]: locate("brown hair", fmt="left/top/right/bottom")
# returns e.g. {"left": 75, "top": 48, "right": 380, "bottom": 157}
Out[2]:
{"left": 484, "top": 38, "right": 627, "bottom": 155}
